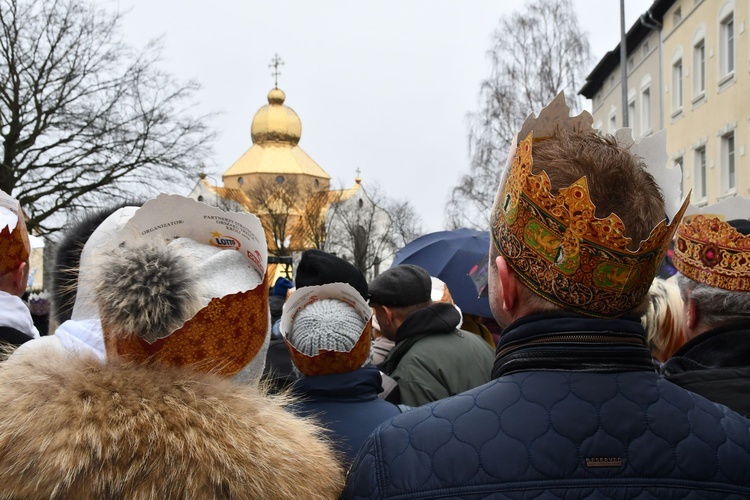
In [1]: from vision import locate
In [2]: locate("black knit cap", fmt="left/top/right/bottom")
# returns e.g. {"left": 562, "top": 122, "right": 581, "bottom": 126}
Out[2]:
{"left": 368, "top": 264, "right": 432, "bottom": 307}
{"left": 295, "top": 249, "right": 368, "bottom": 300}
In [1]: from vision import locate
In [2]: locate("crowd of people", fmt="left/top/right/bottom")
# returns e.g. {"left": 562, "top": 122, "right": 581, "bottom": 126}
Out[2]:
{"left": 0, "top": 93, "right": 749, "bottom": 498}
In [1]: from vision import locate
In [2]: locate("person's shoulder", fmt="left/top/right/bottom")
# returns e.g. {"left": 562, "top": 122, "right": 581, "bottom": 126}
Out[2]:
{"left": 0, "top": 349, "right": 345, "bottom": 498}
{"left": 10, "top": 334, "right": 64, "bottom": 357}
{"left": 0, "top": 325, "right": 33, "bottom": 347}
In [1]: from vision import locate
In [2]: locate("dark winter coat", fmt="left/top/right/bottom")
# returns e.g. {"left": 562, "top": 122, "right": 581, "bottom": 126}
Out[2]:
{"left": 0, "top": 326, "right": 32, "bottom": 347}
{"left": 379, "top": 303, "right": 494, "bottom": 406}
{"left": 289, "top": 365, "right": 400, "bottom": 466}
{"left": 662, "top": 322, "right": 750, "bottom": 417}
{"left": 343, "top": 313, "right": 750, "bottom": 499}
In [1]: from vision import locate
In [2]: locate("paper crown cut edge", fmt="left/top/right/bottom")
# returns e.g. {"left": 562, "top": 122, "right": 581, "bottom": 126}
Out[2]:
{"left": 99, "top": 194, "right": 270, "bottom": 376}
{"left": 674, "top": 196, "right": 750, "bottom": 292}
{"left": 104, "top": 279, "right": 269, "bottom": 377}
{"left": 281, "top": 282, "right": 373, "bottom": 376}
{"left": 491, "top": 93, "right": 691, "bottom": 317}
{"left": 0, "top": 190, "right": 30, "bottom": 275}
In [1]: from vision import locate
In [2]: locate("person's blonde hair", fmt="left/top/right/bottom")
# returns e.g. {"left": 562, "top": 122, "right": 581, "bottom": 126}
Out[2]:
{"left": 641, "top": 277, "right": 684, "bottom": 362}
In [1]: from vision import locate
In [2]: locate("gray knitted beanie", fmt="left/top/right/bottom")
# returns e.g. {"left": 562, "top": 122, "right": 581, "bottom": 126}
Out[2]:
{"left": 289, "top": 299, "right": 366, "bottom": 357}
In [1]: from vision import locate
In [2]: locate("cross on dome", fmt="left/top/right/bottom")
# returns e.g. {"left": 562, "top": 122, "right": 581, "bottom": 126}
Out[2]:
{"left": 269, "top": 54, "right": 284, "bottom": 89}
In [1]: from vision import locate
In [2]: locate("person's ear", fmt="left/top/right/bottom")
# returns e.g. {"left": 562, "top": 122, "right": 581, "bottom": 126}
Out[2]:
{"left": 683, "top": 298, "right": 699, "bottom": 341}
{"left": 381, "top": 305, "right": 394, "bottom": 327}
{"left": 12, "top": 261, "right": 26, "bottom": 294}
{"left": 496, "top": 256, "right": 517, "bottom": 312}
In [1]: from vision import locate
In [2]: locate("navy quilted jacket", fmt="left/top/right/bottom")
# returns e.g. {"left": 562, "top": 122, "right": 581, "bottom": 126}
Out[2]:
{"left": 288, "top": 365, "right": 400, "bottom": 467}
{"left": 343, "top": 314, "right": 750, "bottom": 499}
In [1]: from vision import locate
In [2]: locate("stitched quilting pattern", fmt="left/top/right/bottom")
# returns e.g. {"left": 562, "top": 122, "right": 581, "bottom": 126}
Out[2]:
{"left": 343, "top": 371, "right": 750, "bottom": 499}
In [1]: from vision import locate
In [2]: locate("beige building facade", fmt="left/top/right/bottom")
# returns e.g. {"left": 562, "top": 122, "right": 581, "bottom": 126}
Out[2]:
{"left": 581, "top": 0, "right": 749, "bottom": 206}
{"left": 662, "top": 0, "right": 748, "bottom": 205}
{"left": 581, "top": 6, "right": 666, "bottom": 140}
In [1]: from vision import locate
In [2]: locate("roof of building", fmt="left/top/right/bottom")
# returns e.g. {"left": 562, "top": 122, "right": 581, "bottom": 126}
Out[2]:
{"left": 199, "top": 178, "right": 254, "bottom": 211}
{"left": 223, "top": 88, "right": 331, "bottom": 180}
{"left": 579, "top": 0, "right": 676, "bottom": 99}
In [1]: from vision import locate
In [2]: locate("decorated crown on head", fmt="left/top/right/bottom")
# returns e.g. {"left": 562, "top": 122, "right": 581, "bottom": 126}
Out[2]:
{"left": 0, "top": 190, "right": 30, "bottom": 275}
{"left": 281, "top": 283, "right": 372, "bottom": 376}
{"left": 674, "top": 196, "right": 750, "bottom": 291}
{"left": 95, "top": 194, "right": 270, "bottom": 377}
{"left": 490, "top": 93, "right": 691, "bottom": 317}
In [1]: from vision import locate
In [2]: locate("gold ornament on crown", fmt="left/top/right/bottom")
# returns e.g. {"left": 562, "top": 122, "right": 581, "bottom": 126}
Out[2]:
{"left": 673, "top": 197, "right": 750, "bottom": 292}
{"left": 490, "top": 93, "right": 691, "bottom": 318}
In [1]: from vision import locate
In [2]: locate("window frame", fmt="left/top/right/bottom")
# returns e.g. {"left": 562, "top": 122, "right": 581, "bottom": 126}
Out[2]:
{"left": 693, "top": 39, "right": 706, "bottom": 97}
{"left": 719, "top": 4, "right": 735, "bottom": 80}
{"left": 672, "top": 58, "right": 683, "bottom": 114}
{"left": 640, "top": 87, "right": 651, "bottom": 136}
{"left": 722, "top": 132, "right": 737, "bottom": 194}
{"left": 694, "top": 146, "right": 707, "bottom": 202}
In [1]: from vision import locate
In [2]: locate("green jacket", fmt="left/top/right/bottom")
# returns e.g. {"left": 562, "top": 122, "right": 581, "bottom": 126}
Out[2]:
{"left": 381, "top": 303, "right": 494, "bottom": 406}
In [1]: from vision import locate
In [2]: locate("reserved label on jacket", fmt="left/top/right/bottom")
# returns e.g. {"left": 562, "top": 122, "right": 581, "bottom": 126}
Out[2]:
{"left": 585, "top": 457, "right": 623, "bottom": 468}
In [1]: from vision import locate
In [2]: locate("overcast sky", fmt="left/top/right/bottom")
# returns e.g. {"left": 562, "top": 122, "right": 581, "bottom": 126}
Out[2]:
{"left": 111, "top": 0, "right": 653, "bottom": 232}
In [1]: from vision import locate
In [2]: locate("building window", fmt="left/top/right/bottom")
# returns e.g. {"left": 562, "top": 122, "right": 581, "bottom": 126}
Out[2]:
{"left": 276, "top": 175, "right": 285, "bottom": 184}
{"left": 642, "top": 39, "right": 650, "bottom": 56}
{"left": 693, "top": 39, "right": 706, "bottom": 96}
{"left": 641, "top": 88, "right": 651, "bottom": 135}
{"left": 237, "top": 177, "right": 244, "bottom": 186}
{"left": 314, "top": 179, "right": 319, "bottom": 187}
{"left": 627, "top": 56, "right": 634, "bottom": 71}
{"left": 609, "top": 113, "right": 617, "bottom": 133}
{"left": 721, "top": 13, "right": 735, "bottom": 77}
{"left": 628, "top": 99, "right": 636, "bottom": 130}
{"left": 694, "top": 146, "right": 707, "bottom": 201}
{"left": 674, "top": 157, "right": 684, "bottom": 199}
{"left": 672, "top": 59, "right": 683, "bottom": 112}
{"left": 722, "top": 132, "right": 736, "bottom": 193}
{"left": 674, "top": 7, "right": 682, "bottom": 25}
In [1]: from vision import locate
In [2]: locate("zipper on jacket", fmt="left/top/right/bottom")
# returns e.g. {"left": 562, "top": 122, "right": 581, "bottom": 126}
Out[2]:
{"left": 496, "top": 333, "right": 646, "bottom": 361}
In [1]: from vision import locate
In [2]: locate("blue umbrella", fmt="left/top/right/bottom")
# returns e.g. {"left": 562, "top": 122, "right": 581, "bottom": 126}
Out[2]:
{"left": 391, "top": 228, "right": 493, "bottom": 318}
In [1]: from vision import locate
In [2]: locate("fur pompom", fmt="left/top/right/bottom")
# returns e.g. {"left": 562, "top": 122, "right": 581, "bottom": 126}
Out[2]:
{"left": 96, "top": 241, "right": 203, "bottom": 343}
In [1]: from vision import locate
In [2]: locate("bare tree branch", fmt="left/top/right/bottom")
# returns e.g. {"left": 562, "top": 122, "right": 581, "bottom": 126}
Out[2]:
{"left": 0, "top": 0, "right": 213, "bottom": 234}
{"left": 324, "top": 182, "right": 423, "bottom": 277}
{"left": 445, "top": 0, "right": 590, "bottom": 230}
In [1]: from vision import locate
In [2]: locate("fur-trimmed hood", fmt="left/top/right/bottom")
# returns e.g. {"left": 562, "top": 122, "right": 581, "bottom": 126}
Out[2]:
{"left": 0, "top": 348, "right": 344, "bottom": 499}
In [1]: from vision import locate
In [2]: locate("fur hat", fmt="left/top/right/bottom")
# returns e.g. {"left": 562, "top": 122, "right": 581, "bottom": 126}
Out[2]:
{"left": 295, "top": 250, "right": 368, "bottom": 300}
{"left": 93, "top": 194, "right": 270, "bottom": 382}
{"left": 368, "top": 264, "right": 432, "bottom": 307}
{"left": 51, "top": 202, "right": 140, "bottom": 326}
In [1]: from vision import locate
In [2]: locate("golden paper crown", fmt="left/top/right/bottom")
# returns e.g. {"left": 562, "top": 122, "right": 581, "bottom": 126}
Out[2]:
{"left": 0, "top": 190, "right": 30, "bottom": 275}
{"left": 99, "top": 194, "right": 269, "bottom": 377}
{"left": 281, "top": 283, "right": 373, "bottom": 376}
{"left": 491, "top": 93, "right": 690, "bottom": 317}
{"left": 674, "top": 196, "right": 750, "bottom": 291}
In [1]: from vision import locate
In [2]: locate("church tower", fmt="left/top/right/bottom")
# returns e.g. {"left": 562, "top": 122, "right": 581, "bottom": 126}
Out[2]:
{"left": 222, "top": 87, "right": 331, "bottom": 194}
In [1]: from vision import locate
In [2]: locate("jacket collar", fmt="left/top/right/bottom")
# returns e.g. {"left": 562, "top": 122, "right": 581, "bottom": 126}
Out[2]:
{"left": 492, "top": 312, "right": 653, "bottom": 379}
{"left": 379, "top": 303, "right": 462, "bottom": 375}
{"left": 662, "top": 322, "right": 750, "bottom": 374}
{"left": 395, "top": 302, "right": 460, "bottom": 344}
{"left": 291, "top": 365, "right": 383, "bottom": 403}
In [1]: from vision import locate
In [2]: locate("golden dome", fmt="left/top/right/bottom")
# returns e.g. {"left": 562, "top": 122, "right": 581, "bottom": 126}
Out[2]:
{"left": 251, "top": 88, "right": 302, "bottom": 145}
